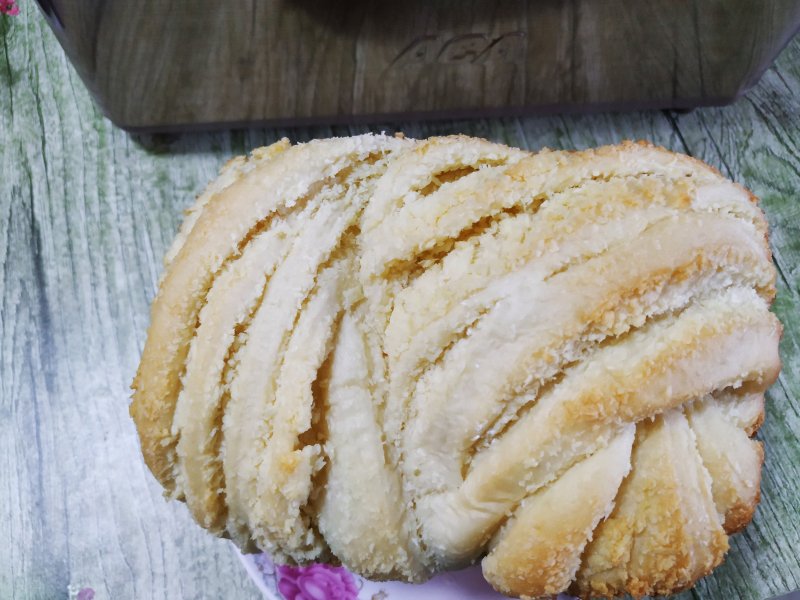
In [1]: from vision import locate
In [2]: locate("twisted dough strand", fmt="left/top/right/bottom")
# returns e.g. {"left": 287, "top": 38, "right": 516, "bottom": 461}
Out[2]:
{"left": 131, "top": 134, "right": 781, "bottom": 598}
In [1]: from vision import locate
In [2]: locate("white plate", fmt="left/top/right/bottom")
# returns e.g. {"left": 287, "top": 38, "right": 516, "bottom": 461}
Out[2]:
{"left": 238, "top": 548, "right": 574, "bottom": 600}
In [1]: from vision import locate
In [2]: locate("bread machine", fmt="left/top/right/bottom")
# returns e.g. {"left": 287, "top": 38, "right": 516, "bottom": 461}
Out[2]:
{"left": 34, "top": 0, "right": 800, "bottom": 131}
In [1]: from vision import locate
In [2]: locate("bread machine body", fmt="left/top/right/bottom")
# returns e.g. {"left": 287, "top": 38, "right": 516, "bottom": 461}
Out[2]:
{"left": 36, "top": 0, "right": 800, "bottom": 131}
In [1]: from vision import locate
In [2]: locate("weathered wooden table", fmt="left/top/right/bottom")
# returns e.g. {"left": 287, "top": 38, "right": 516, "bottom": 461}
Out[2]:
{"left": 1, "top": 4, "right": 798, "bottom": 600}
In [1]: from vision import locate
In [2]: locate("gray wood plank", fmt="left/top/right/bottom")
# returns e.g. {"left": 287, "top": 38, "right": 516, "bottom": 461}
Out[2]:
{"left": 1, "top": 7, "right": 261, "bottom": 600}
{"left": 1, "top": 1, "right": 798, "bottom": 599}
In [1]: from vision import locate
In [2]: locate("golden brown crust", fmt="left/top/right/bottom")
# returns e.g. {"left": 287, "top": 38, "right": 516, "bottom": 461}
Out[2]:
{"left": 482, "top": 427, "right": 636, "bottom": 598}
{"left": 131, "top": 135, "right": 782, "bottom": 597}
{"left": 720, "top": 438, "right": 764, "bottom": 535}
{"left": 131, "top": 134, "right": 410, "bottom": 493}
{"left": 569, "top": 411, "right": 730, "bottom": 598}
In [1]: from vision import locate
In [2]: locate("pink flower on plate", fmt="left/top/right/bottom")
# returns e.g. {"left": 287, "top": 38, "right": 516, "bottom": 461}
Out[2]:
{"left": 276, "top": 563, "right": 359, "bottom": 600}
{"left": 0, "top": 0, "right": 19, "bottom": 16}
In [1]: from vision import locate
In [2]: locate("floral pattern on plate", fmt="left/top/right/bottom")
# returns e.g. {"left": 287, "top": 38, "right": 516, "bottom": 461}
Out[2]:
{"left": 239, "top": 549, "right": 575, "bottom": 600}
{"left": 276, "top": 563, "right": 359, "bottom": 600}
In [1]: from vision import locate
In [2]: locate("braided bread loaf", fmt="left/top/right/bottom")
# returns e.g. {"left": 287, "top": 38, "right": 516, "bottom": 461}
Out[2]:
{"left": 131, "top": 134, "right": 781, "bottom": 598}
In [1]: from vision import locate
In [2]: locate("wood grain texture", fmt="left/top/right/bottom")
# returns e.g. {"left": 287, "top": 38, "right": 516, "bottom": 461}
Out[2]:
{"left": 1, "top": 2, "right": 798, "bottom": 599}
{"left": 40, "top": 0, "right": 800, "bottom": 129}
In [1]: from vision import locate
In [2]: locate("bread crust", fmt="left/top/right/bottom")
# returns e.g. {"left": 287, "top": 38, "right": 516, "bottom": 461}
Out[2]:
{"left": 130, "top": 135, "right": 781, "bottom": 597}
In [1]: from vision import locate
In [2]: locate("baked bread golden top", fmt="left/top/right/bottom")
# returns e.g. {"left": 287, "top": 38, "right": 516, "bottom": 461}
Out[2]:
{"left": 130, "top": 134, "right": 781, "bottom": 598}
